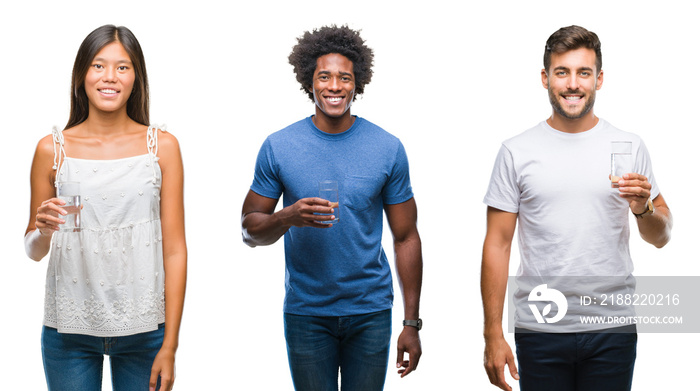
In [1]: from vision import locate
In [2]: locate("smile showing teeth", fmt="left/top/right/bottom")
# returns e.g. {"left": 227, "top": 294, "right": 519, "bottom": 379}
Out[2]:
{"left": 100, "top": 89, "right": 118, "bottom": 94}
{"left": 327, "top": 97, "right": 342, "bottom": 103}
{"left": 564, "top": 95, "right": 582, "bottom": 102}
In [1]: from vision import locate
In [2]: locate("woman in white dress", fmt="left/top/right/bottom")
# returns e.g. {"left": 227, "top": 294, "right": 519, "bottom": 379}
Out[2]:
{"left": 24, "top": 24, "right": 187, "bottom": 391}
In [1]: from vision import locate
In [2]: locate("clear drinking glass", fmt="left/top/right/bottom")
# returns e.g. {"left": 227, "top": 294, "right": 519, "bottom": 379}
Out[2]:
{"left": 57, "top": 181, "right": 81, "bottom": 232}
{"left": 610, "top": 141, "right": 633, "bottom": 188}
{"left": 318, "top": 180, "right": 339, "bottom": 224}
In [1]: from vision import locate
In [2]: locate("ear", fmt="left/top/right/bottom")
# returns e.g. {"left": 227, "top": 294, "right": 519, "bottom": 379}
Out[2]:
{"left": 596, "top": 69, "right": 604, "bottom": 90}
{"left": 541, "top": 69, "right": 549, "bottom": 89}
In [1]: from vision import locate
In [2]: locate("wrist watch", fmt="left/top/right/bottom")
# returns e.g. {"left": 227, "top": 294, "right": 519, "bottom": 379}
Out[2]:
{"left": 403, "top": 319, "right": 422, "bottom": 330}
{"left": 634, "top": 198, "right": 655, "bottom": 219}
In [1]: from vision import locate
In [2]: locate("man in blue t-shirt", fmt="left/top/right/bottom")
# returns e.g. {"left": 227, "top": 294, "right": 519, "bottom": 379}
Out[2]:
{"left": 241, "top": 25, "right": 423, "bottom": 391}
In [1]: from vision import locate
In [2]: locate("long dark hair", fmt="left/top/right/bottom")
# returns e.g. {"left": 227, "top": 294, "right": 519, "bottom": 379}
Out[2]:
{"left": 65, "top": 25, "right": 149, "bottom": 129}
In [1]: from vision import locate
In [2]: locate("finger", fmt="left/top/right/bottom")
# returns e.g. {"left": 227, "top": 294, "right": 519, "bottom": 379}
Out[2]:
{"left": 622, "top": 173, "right": 647, "bottom": 182}
{"left": 305, "top": 197, "right": 333, "bottom": 206}
{"left": 305, "top": 204, "right": 335, "bottom": 215}
{"left": 404, "top": 348, "right": 421, "bottom": 377}
{"left": 618, "top": 187, "right": 650, "bottom": 198}
{"left": 39, "top": 202, "right": 68, "bottom": 216}
{"left": 305, "top": 208, "right": 335, "bottom": 219}
{"left": 160, "top": 374, "right": 174, "bottom": 391}
{"left": 149, "top": 368, "right": 159, "bottom": 391}
{"left": 51, "top": 197, "right": 67, "bottom": 206}
{"left": 494, "top": 368, "right": 510, "bottom": 391}
{"left": 506, "top": 353, "right": 519, "bottom": 381}
{"left": 36, "top": 213, "right": 65, "bottom": 228}
{"left": 396, "top": 347, "right": 405, "bottom": 371}
{"left": 618, "top": 179, "right": 651, "bottom": 191}
{"left": 397, "top": 360, "right": 409, "bottom": 377}
{"left": 485, "top": 359, "right": 511, "bottom": 391}
{"left": 305, "top": 217, "right": 335, "bottom": 228}
{"left": 35, "top": 222, "right": 58, "bottom": 235}
{"left": 402, "top": 361, "right": 416, "bottom": 378}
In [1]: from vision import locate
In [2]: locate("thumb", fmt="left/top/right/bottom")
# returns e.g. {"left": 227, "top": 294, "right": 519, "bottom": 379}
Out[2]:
{"left": 506, "top": 354, "right": 519, "bottom": 380}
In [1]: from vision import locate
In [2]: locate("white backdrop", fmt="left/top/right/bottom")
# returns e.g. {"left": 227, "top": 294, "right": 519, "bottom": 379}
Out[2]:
{"left": 2, "top": 0, "right": 698, "bottom": 389}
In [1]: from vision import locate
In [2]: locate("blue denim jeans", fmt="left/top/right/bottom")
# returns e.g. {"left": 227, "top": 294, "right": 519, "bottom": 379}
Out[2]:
{"left": 515, "top": 325, "right": 637, "bottom": 391}
{"left": 41, "top": 324, "right": 164, "bottom": 391}
{"left": 284, "top": 309, "right": 392, "bottom": 391}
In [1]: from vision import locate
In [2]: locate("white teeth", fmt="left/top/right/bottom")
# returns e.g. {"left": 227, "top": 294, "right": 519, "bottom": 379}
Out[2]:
{"left": 100, "top": 89, "right": 117, "bottom": 94}
{"left": 327, "top": 97, "right": 342, "bottom": 102}
{"left": 564, "top": 96, "right": 581, "bottom": 101}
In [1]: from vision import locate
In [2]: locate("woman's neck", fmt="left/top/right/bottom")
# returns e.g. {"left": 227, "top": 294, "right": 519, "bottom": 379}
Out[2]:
{"left": 81, "top": 109, "right": 137, "bottom": 137}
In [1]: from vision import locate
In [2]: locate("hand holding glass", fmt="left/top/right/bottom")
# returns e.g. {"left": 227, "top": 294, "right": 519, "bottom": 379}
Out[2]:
{"left": 610, "top": 141, "right": 632, "bottom": 188}
{"left": 57, "top": 181, "right": 81, "bottom": 232}
{"left": 318, "top": 180, "right": 339, "bottom": 224}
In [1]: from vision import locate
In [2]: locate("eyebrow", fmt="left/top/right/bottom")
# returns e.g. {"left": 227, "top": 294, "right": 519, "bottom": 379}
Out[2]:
{"left": 553, "top": 66, "right": 594, "bottom": 72}
{"left": 317, "top": 70, "right": 354, "bottom": 77}
{"left": 93, "top": 57, "right": 133, "bottom": 65}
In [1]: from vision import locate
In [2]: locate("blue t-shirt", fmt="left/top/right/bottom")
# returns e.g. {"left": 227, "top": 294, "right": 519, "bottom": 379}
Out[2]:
{"left": 251, "top": 116, "right": 414, "bottom": 316}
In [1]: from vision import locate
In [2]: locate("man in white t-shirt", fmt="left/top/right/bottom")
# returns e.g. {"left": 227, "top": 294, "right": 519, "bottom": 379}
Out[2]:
{"left": 481, "top": 25, "right": 673, "bottom": 391}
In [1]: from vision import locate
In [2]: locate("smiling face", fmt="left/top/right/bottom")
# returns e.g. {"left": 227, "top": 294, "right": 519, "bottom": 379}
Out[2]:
{"left": 542, "top": 47, "right": 603, "bottom": 130}
{"left": 310, "top": 53, "right": 356, "bottom": 133}
{"left": 83, "top": 41, "right": 135, "bottom": 115}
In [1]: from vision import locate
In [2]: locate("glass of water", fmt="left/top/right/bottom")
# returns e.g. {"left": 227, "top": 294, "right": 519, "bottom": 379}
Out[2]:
{"left": 57, "top": 181, "right": 81, "bottom": 232}
{"left": 610, "top": 141, "right": 633, "bottom": 188}
{"left": 318, "top": 180, "right": 339, "bottom": 224}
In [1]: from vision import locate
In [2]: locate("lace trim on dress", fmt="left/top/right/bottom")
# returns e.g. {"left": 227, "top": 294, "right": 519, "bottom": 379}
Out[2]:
{"left": 51, "top": 126, "right": 66, "bottom": 187}
{"left": 147, "top": 124, "right": 167, "bottom": 185}
{"left": 44, "top": 288, "right": 165, "bottom": 336}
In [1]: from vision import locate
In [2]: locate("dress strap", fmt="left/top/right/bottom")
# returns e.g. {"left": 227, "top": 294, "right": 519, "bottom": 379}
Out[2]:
{"left": 147, "top": 124, "right": 167, "bottom": 184}
{"left": 52, "top": 126, "right": 66, "bottom": 187}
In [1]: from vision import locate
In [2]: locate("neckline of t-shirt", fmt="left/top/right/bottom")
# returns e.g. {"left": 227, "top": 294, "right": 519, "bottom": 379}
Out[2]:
{"left": 64, "top": 153, "right": 151, "bottom": 163}
{"left": 541, "top": 118, "right": 607, "bottom": 139}
{"left": 307, "top": 115, "right": 362, "bottom": 140}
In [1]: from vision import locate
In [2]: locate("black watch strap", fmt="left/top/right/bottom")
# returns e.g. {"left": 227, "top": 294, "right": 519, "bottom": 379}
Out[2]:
{"left": 403, "top": 319, "right": 422, "bottom": 330}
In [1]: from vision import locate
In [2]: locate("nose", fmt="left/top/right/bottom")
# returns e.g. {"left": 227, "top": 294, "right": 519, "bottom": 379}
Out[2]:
{"left": 328, "top": 76, "right": 341, "bottom": 91}
{"left": 567, "top": 74, "right": 579, "bottom": 90}
{"left": 102, "top": 66, "right": 118, "bottom": 82}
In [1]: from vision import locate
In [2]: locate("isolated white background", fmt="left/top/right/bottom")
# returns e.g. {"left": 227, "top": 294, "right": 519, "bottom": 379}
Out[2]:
{"left": 1, "top": 0, "right": 698, "bottom": 389}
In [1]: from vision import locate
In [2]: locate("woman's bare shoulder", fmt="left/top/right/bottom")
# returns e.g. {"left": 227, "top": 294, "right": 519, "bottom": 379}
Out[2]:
{"left": 34, "top": 134, "right": 56, "bottom": 159}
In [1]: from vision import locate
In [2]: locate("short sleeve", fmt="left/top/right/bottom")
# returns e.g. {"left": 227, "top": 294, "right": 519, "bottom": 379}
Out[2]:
{"left": 382, "top": 141, "right": 414, "bottom": 205}
{"left": 250, "top": 138, "right": 284, "bottom": 199}
{"left": 635, "top": 139, "right": 660, "bottom": 200}
{"left": 483, "top": 144, "right": 520, "bottom": 213}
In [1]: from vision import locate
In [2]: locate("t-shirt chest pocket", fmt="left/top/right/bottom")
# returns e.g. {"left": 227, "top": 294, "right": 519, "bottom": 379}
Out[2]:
{"left": 343, "top": 175, "right": 382, "bottom": 212}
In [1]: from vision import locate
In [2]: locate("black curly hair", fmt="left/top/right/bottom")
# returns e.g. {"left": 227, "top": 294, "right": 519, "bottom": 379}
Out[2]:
{"left": 288, "top": 25, "right": 374, "bottom": 102}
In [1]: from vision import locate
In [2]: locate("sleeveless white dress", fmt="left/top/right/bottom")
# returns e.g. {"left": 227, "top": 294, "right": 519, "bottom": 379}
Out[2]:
{"left": 43, "top": 126, "right": 166, "bottom": 337}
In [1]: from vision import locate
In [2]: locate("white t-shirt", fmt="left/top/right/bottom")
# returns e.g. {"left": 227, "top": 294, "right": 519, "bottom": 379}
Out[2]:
{"left": 484, "top": 119, "right": 659, "bottom": 332}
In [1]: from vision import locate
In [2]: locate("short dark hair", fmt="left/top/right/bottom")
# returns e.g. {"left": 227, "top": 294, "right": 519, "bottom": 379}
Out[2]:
{"left": 544, "top": 25, "right": 602, "bottom": 74}
{"left": 288, "top": 25, "right": 374, "bottom": 102}
{"left": 66, "top": 25, "right": 149, "bottom": 129}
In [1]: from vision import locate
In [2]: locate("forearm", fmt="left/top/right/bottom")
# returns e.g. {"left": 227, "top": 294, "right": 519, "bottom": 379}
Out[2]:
{"left": 394, "top": 233, "right": 422, "bottom": 320}
{"left": 636, "top": 205, "right": 672, "bottom": 248}
{"left": 241, "top": 210, "right": 292, "bottom": 247}
{"left": 481, "top": 244, "right": 510, "bottom": 339}
{"left": 162, "top": 251, "right": 187, "bottom": 351}
{"left": 24, "top": 229, "right": 52, "bottom": 262}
